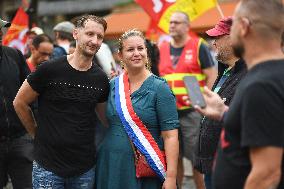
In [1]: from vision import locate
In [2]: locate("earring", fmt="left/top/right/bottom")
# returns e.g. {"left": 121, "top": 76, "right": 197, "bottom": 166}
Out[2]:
{"left": 120, "top": 61, "right": 125, "bottom": 69}
{"left": 145, "top": 60, "right": 151, "bottom": 71}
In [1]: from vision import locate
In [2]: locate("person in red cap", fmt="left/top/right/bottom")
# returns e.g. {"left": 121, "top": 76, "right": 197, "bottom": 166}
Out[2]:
{"left": 192, "top": 16, "right": 247, "bottom": 189}
{"left": 0, "top": 18, "right": 33, "bottom": 189}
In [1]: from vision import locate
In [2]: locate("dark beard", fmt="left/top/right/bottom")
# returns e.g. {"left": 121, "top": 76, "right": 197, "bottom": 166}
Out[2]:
{"left": 80, "top": 45, "right": 98, "bottom": 58}
{"left": 82, "top": 50, "right": 95, "bottom": 58}
{"left": 233, "top": 44, "right": 245, "bottom": 58}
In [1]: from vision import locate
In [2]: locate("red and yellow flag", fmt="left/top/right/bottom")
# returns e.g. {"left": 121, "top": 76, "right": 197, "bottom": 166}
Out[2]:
{"left": 3, "top": 7, "right": 29, "bottom": 54}
{"left": 136, "top": 0, "right": 217, "bottom": 33}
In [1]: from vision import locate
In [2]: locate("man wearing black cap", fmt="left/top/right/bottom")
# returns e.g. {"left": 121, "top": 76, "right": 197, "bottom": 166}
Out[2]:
{"left": 193, "top": 17, "right": 247, "bottom": 189}
{"left": 0, "top": 18, "right": 33, "bottom": 189}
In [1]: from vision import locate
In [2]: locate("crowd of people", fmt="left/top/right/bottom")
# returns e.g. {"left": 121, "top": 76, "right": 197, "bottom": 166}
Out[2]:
{"left": 0, "top": 0, "right": 283, "bottom": 189}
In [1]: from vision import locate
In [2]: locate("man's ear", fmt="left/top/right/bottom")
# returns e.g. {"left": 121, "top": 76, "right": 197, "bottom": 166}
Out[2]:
{"left": 240, "top": 17, "right": 250, "bottom": 37}
{"left": 30, "top": 45, "right": 36, "bottom": 53}
{"left": 73, "top": 28, "right": 78, "bottom": 40}
{"left": 54, "top": 31, "right": 59, "bottom": 39}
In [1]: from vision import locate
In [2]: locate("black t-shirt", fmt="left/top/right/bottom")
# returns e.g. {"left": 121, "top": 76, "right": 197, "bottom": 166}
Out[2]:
{"left": 170, "top": 43, "right": 215, "bottom": 69}
{"left": 213, "top": 60, "right": 284, "bottom": 189}
{"left": 27, "top": 56, "right": 109, "bottom": 177}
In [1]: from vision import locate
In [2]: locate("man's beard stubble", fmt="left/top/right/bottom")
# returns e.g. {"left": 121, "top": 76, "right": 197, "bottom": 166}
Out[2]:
{"left": 232, "top": 43, "right": 245, "bottom": 59}
{"left": 216, "top": 50, "right": 229, "bottom": 63}
{"left": 79, "top": 44, "right": 99, "bottom": 58}
{"left": 215, "top": 44, "right": 235, "bottom": 63}
{"left": 82, "top": 50, "right": 96, "bottom": 58}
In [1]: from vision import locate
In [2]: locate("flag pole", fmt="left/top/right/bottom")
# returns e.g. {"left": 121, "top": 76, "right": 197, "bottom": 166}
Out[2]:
{"left": 216, "top": 2, "right": 225, "bottom": 18}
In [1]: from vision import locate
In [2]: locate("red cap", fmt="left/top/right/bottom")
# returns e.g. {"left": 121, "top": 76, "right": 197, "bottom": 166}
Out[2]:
{"left": 206, "top": 16, "right": 233, "bottom": 37}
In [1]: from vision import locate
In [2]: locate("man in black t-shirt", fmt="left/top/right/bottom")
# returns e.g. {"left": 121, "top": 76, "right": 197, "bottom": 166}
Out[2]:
{"left": 13, "top": 15, "right": 110, "bottom": 189}
{"left": 192, "top": 1, "right": 284, "bottom": 189}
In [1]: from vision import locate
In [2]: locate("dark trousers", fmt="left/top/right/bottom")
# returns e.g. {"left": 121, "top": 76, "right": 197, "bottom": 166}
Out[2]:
{"left": 204, "top": 173, "right": 212, "bottom": 189}
{"left": 0, "top": 133, "right": 34, "bottom": 189}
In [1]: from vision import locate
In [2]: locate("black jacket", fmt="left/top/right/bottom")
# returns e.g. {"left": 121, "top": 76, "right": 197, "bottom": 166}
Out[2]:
{"left": 193, "top": 59, "right": 247, "bottom": 174}
{"left": 0, "top": 46, "right": 30, "bottom": 140}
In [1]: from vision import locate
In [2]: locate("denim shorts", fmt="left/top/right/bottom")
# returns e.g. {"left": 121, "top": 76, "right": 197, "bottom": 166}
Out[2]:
{"left": 32, "top": 161, "right": 95, "bottom": 189}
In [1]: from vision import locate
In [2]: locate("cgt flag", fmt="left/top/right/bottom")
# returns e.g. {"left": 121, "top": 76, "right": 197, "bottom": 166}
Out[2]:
{"left": 3, "top": 7, "right": 29, "bottom": 54}
{"left": 135, "top": 0, "right": 175, "bottom": 22}
{"left": 135, "top": 0, "right": 217, "bottom": 33}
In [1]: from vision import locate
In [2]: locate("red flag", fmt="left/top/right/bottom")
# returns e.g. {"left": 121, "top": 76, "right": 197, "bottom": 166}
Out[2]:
{"left": 3, "top": 7, "right": 29, "bottom": 54}
{"left": 146, "top": 20, "right": 163, "bottom": 41}
{"left": 137, "top": 1, "right": 175, "bottom": 41}
{"left": 135, "top": 0, "right": 174, "bottom": 24}
{"left": 135, "top": 0, "right": 217, "bottom": 33}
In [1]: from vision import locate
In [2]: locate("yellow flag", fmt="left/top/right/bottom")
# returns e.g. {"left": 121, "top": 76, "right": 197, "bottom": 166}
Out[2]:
{"left": 158, "top": 0, "right": 217, "bottom": 33}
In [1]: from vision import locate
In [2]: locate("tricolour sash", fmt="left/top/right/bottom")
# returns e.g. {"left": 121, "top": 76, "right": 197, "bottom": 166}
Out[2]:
{"left": 114, "top": 73, "right": 167, "bottom": 180}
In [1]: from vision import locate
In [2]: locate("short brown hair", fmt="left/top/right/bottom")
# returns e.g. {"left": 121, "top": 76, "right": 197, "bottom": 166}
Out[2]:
{"left": 75, "top": 15, "right": 107, "bottom": 32}
{"left": 238, "top": 0, "right": 283, "bottom": 40}
{"left": 172, "top": 11, "right": 190, "bottom": 24}
{"left": 32, "top": 34, "right": 53, "bottom": 49}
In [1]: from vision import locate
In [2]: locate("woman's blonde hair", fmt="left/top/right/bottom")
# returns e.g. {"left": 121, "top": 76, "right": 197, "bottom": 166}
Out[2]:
{"left": 118, "top": 29, "right": 151, "bottom": 70}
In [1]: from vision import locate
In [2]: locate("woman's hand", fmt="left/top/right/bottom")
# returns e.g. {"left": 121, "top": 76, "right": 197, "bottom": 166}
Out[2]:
{"left": 162, "top": 177, "right": 177, "bottom": 189}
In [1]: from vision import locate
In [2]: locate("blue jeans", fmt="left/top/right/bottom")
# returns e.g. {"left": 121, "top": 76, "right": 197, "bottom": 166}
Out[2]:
{"left": 32, "top": 161, "right": 95, "bottom": 189}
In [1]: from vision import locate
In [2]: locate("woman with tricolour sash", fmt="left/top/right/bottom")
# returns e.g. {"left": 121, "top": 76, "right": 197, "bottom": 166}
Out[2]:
{"left": 95, "top": 29, "right": 179, "bottom": 189}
